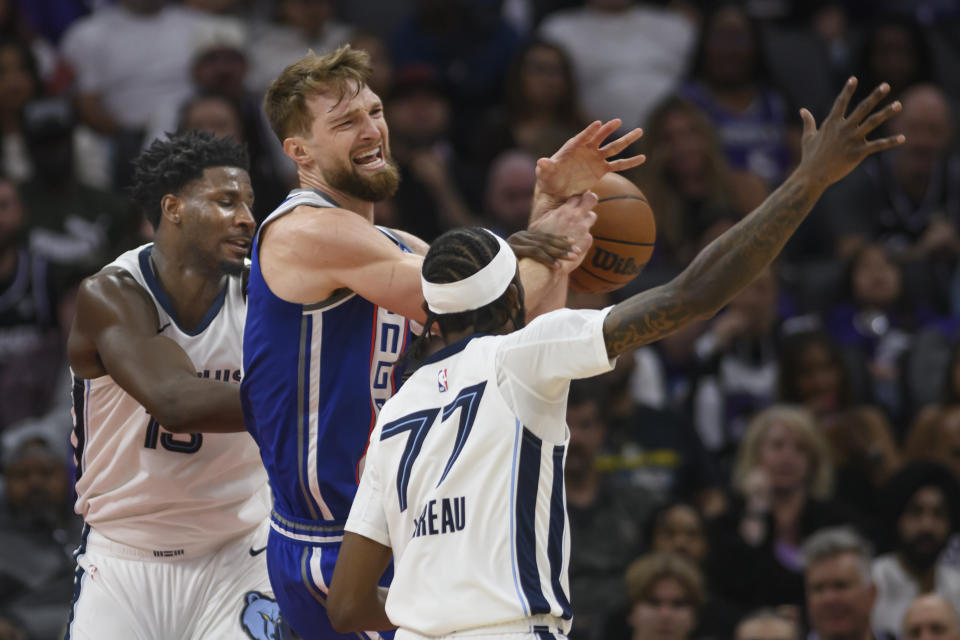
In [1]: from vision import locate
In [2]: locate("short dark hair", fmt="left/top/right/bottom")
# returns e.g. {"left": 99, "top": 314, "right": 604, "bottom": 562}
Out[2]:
{"left": 131, "top": 130, "right": 249, "bottom": 229}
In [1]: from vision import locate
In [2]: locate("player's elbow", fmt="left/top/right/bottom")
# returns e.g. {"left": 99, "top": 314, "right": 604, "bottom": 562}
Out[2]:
{"left": 142, "top": 390, "right": 194, "bottom": 433}
{"left": 326, "top": 591, "right": 362, "bottom": 633}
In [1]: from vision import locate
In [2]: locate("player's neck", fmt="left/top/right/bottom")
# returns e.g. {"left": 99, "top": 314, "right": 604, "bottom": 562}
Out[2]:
{"left": 149, "top": 242, "right": 227, "bottom": 329}
{"left": 298, "top": 173, "right": 375, "bottom": 223}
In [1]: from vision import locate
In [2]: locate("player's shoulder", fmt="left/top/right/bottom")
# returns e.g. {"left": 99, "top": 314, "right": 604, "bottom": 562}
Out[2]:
{"left": 268, "top": 204, "right": 375, "bottom": 239}
{"left": 76, "top": 267, "right": 157, "bottom": 325}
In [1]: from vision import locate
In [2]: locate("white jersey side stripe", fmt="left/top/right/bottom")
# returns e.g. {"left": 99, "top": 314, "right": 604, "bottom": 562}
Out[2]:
{"left": 508, "top": 417, "right": 529, "bottom": 616}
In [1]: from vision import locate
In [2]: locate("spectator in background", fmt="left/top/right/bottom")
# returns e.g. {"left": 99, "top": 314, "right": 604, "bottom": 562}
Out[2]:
{"left": 681, "top": 3, "right": 798, "bottom": 186}
{"left": 538, "top": 0, "right": 694, "bottom": 129}
{"left": 646, "top": 501, "right": 742, "bottom": 638}
{"left": 386, "top": 65, "right": 480, "bottom": 242}
{"left": 872, "top": 462, "right": 960, "bottom": 638}
{"left": 906, "top": 340, "right": 960, "bottom": 478}
{"left": 822, "top": 84, "right": 959, "bottom": 301}
{"left": 0, "top": 35, "right": 41, "bottom": 182}
{"left": 616, "top": 552, "right": 704, "bottom": 640}
{"left": 140, "top": 26, "right": 293, "bottom": 219}
{"left": 709, "top": 406, "right": 851, "bottom": 610}
{"left": 852, "top": 16, "right": 935, "bottom": 108}
{"left": 634, "top": 96, "right": 767, "bottom": 270}
{"left": 565, "top": 379, "right": 658, "bottom": 640}
{"left": 247, "top": 0, "right": 353, "bottom": 95}
{"left": 777, "top": 328, "right": 901, "bottom": 520}
{"left": 0, "top": 434, "right": 83, "bottom": 640}
{"left": 390, "top": 0, "right": 522, "bottom": 125}
{"left": 688, "top": 267, "right": 782, "bottom": 470}
{"left": 472, "top": 38, "right": 589, "bottom": 168}
{"left": 802, "top": 527, "right": 892, "bottom": 640}
{"left": 733, "top": 609, "right": 799, "bottom": 640}
{"left": 825, "top": 243, "right": 951, "bottom": 422}
{"left": 349, "top": 31, "right": 394, "bottom": 99}
{"left": 0, "top": 176, "right": 61, "bottom": 436}
{"left": 18, "top": 97, "right": 132, "bottom": 267}
{"left": 902, "top": 594, "right": 960, "bottom": 640}
{"left": 59, "top": 0, "right": 232, "bottom": 187}
{"left": 482, "top": 149, "right": 537, "bottom": 236}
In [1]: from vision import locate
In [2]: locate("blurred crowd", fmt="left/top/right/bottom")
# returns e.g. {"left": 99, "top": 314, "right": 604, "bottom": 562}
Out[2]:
{"left": 2, "top": 0, "right": 960, "bottom": 638}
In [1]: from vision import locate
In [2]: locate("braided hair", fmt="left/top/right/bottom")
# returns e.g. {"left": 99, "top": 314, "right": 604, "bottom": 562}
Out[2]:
{"left": 401, "top": 227, "right": 525, "bottom": 373}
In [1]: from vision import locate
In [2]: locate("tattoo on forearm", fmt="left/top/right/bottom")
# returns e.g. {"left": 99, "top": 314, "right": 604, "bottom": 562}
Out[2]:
{"left": 603, "top": 176, "right": 818, "bottom": 357}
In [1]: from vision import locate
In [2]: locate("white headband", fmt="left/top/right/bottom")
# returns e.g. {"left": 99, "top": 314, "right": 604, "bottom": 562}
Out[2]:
{"left": 421, "top": 231, "right": 517, "bottom": 314}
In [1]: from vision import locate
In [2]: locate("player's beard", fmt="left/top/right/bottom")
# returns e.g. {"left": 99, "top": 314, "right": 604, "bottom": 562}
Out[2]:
{"left": 326, "top": 156, "right": 400, "bottom": 203}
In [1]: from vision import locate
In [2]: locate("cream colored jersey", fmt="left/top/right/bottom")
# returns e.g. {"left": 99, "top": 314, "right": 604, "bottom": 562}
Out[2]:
{"left": 346, "top": 308, "right": 615, "bottom": 637}
{"left": 71, "top": 244, "right": 270, "bottom": 553}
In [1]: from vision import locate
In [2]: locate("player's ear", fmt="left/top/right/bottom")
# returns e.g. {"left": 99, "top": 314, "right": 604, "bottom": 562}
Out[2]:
{"left": 283, "top": 136, "right": 312, "bottom": 167}
{"left": 159, "top": 193, "right": 182, "bottom": 226}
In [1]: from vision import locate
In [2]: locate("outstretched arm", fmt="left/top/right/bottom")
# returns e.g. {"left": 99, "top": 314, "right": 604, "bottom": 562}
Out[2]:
{"left": 603, "top": 78, "right": 905, "bottom": 357}
{"left": 67, "top": 271, "right": 245, "bottom": 433}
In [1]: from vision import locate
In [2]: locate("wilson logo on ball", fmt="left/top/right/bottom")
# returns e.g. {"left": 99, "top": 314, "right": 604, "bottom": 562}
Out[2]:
{"left": 591, "top": 248, "right": 645, "bottom": 276}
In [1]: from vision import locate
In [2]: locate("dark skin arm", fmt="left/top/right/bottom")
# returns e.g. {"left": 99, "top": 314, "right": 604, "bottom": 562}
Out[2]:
{"left": 67, "top": 269, "right": 246, "bottom": 433}
{"left": 327, "top": 532, "right": 395, "bottom": 633}
{"left": 603, "top": 78, "right": 905, "bottom": 357}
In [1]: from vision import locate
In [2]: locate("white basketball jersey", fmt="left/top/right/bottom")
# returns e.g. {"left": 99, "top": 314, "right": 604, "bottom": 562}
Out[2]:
{"left": 71, "top": 244, "right": 270, "bottom": 553}
{"left": 346, "top": 308, "right": 615, "bottom": 636}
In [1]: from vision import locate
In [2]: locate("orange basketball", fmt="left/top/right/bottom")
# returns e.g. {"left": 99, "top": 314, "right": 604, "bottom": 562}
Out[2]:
{"left": 570, "top": 172, "right": 656, "bottom": 294}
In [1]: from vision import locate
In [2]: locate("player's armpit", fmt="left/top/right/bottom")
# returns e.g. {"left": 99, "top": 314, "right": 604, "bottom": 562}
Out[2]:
{"left": 327, "top": 532, "right": 395, "bottom": 634}
{"left": 68, "top": 271, "right": 246, "bottom": 433}
{"left": 259, "top": 206, "right": 427, "bottom": 322}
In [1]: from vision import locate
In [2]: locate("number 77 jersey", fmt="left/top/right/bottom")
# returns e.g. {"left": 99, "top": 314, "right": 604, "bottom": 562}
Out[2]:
{"left": 346, "top": 307, "right": 616, "bottom": 638}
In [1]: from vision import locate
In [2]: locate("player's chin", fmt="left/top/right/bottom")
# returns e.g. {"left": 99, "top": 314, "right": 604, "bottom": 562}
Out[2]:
{"left": 220, "top": 256, "right": 246, "bottom": 276}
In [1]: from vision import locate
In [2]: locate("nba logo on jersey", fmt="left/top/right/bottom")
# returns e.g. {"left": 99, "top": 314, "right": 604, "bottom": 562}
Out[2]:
{"left": 438, "top": 368, "right": 448, "bottom": 392}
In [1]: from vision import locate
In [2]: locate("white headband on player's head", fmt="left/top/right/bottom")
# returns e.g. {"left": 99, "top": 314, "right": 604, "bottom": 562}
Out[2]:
{"left": 421, "top": 230, "right": 518, "bottom": 315}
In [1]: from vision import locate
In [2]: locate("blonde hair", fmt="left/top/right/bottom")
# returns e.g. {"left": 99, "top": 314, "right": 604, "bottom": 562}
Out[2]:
{"left": 625, "top": 552, "right": 705, "bottom": 609}
{"left": 263, "top": 45, "right": 372, "bottom": 142}
{"left": 733, "top": 405, "right": 834, "bottom": 500}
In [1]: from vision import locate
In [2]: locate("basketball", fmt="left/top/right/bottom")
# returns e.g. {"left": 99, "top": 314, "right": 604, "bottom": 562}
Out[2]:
{"left": 569, "top": 172, "right": 656, "bottom": 294}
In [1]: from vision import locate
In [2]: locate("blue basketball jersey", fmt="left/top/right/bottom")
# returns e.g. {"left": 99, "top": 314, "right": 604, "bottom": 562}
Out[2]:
{"left": 242, "top": 189, "right": 414, "bottom": 524}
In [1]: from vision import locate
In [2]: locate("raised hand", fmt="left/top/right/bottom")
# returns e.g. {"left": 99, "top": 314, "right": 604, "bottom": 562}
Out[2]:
{"left": 535, "top": 119, "right": 645, "bottom": 202}
{"left": 796, "top": 77, "right": 905, "bottom": 189}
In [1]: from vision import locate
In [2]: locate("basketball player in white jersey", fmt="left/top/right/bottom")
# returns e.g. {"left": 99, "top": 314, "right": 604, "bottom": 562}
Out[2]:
{"left": 65, "top": 131, "right": 284, "bottom": 639}
{"left": 327, "top": 77, "right": 905, "bottom": 639}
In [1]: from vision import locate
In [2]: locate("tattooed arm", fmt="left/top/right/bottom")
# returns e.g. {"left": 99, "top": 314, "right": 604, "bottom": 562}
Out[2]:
{"left": 603, "top": 78, "right": 905, "bottom": 357}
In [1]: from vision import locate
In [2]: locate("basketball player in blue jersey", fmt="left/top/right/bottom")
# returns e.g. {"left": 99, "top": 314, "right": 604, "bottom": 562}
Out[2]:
{"left": 327, "top": 78, "right": 905, "bottom": 639}
{"left": 242, "top": 45, "right": 645, "bottom": 640}
{"left": 65, "top": 131, "right": 287, "bottom": 639}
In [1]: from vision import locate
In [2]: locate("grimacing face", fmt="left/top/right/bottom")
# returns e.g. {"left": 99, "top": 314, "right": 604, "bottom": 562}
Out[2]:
{"left": 299, "top": 83, "right": 399, "bottom": 203}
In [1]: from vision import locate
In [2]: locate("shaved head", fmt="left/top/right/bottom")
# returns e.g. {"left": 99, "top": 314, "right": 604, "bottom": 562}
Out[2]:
{"left": 903, "top": 594, "right": 960, "bottom": 640}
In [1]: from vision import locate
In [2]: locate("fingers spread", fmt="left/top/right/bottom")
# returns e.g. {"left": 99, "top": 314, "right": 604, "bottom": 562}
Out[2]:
{"left": 828, "top": 76, "right": 858, "bottom": 121}
{"left": 608, "top": 155, "right": 646, "bottom": 172}
{"left": 848, "top": 82, "right": 890, "bottom": 125}
{"left": 864, "top": 134, "right": 906, "bottom": 154}
{"left": 600, "top": 127, "right": 643, "bottom": 157}
{"left": 858, "top": 100, "right": 901, "bottom": 135}
{"left": 590, "top": 119, "right": 622, "bottom": 146}
{"left": 799, "top": 108, "right": 817, "bottom": 137}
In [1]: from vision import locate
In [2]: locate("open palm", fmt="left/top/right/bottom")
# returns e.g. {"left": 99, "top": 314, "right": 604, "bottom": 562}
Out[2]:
{"left": 536, "top": 119, "right": 645, "bottom": 200}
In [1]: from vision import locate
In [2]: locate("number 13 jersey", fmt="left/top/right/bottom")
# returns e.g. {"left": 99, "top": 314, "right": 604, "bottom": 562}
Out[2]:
{"left": 71, "top": 243, "right": 270, "bottom": 552}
